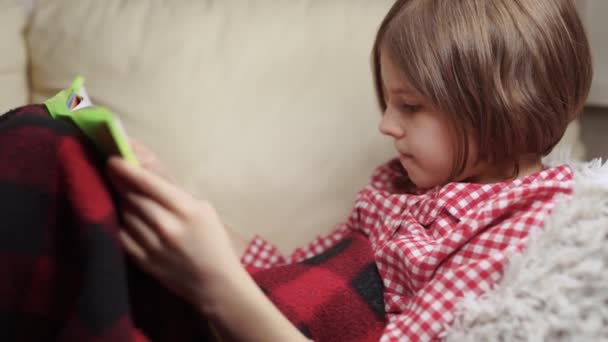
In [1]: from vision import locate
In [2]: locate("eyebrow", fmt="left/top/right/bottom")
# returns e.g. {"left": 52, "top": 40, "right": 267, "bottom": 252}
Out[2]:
{"left": 386, "top": 88, "right": 421, "bottom": 99}
{"left": 388, "top": 88, "right": 414, "bottom": 95}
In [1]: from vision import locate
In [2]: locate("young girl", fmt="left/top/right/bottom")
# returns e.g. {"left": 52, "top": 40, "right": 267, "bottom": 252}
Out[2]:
{"left": 106, "top": 0, "right": 592, "bottom": 340}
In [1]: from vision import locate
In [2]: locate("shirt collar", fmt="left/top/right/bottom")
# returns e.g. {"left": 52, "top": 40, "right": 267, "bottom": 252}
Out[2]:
{"left": 379, "top": 163, "right": 573, "bottom": 226}
{"left": 434, "top": 164, "right": 573, "bottom": 221}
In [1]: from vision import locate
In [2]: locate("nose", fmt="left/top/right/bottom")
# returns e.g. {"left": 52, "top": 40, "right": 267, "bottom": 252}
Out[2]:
{"left": 378, "top": 108, "right": 405, "bottom": 138}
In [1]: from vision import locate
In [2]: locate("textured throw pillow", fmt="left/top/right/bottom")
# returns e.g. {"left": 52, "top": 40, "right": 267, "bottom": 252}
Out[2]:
{"left": 0, "top": 0, "right": 28, "bottom": 113}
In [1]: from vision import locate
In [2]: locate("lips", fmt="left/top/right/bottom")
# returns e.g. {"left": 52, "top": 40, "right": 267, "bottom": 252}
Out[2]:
{"left": 394, "top": 144, "right": 413, "bottom": 161}
{"left": 398, "top": 153, "right": 414, "bottom": 167}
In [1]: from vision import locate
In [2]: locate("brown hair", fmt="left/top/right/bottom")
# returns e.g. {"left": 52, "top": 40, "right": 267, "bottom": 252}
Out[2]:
{"left": 372, "top": 0, "right": 593, "bottom": 180}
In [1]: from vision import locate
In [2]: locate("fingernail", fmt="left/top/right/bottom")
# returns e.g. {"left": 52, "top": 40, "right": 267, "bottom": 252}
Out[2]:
{"left": 107, "top": 156, "right": 119, "bottom": 167}
{"left": 109, "top": 156, "right": 130, "bottom": 172}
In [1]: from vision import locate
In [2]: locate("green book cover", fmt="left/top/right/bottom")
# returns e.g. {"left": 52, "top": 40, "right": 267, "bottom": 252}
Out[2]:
{"left": 44, "top": 76, "right": 139, "bottom": 166}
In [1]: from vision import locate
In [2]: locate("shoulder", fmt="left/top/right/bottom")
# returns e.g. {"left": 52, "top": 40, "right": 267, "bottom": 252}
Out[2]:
{"left": 512, "top": 164, "right": 574, "bottom": 196}
{"left": 434, "top": 165, "right": 574, "bottom": 220}
{"left": 1, "top": 104, "right": 81, "bottom": 137}
{"left": 0, "top": 104, "right": 105, "bottom": 177}
{"left": 0, "top": 105, "right": 85, "bottom": 157}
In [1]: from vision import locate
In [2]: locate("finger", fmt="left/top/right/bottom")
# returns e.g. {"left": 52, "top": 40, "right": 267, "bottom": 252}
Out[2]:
{"left": 130, "top": 140, "right": 158, "bottom": 170}
{"left": 122, "top": 209, "right": 164, "bottom": 253}
{"left": 130, "top": 154, "right": 174, "bottom": 184}
{"left": 128, "top": 138, "right": 159, "bottom": 169}
{"left": 129, "top": 137, "right": 153, "bottom": 159}
{"left": 122, "top": 190, "right": 183, "bottom": 242}
{"left": 119, "top": 230, "right": 149, "bottom": 263}
{"left": 107, "top": 156, "right": 190, "bottom": 214}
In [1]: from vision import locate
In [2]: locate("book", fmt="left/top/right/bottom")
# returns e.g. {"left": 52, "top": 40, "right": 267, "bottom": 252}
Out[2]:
{"left": 45, "top": 76, "right": 139, "bottom": 166}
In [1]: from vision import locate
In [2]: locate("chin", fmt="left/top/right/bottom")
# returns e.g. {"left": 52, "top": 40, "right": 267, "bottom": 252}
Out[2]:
{"left": 409, "top": 178, "right": 435, "bottom": 190}
{"left": 400, "top": 160, "right": 446, "bottom": 190}
{"left": 406, "top": 170, "right": 442, "bottom": 190}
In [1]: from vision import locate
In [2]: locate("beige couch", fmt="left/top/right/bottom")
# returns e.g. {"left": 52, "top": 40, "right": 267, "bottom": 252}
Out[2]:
{"left": 0, "top": 0, "right": 585, "bottom": 253}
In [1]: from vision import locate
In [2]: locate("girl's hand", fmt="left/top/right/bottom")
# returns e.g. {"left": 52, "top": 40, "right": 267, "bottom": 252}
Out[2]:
{"left": 108, "top": 141, "right": 310, "bottom": 341}
{"left": 129, "top": 137, "right": 176, "bottom": 183}
{"left": 106, "top": 156, "right": 242, "bottom": 306}
{"left": 127, "top": 138, "right": 251, "bottom": 255}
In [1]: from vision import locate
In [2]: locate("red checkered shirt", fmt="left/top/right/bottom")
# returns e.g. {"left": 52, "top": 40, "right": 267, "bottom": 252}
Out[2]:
{"left": 241, "top": 159, "right": 574, "bottom": 341}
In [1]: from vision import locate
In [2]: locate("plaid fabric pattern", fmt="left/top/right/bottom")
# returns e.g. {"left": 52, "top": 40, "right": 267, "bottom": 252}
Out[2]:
{"left": 247, "top": 230, "right": 386, "bottom": 342}
{"left": 243, "top": 159, "right": 574, "bottom": 341}
{"left": 0, "top": 105, "right": 215, "bottom": 342}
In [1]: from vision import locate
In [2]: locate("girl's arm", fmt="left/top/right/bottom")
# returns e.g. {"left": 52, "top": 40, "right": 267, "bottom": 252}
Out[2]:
{"left": 225, "top": 224, "right": 250, "bottom": 259}
{"left": 201, "top": 264, "right": 308, "bottom": 341}
{"left": 106, "top": 156, "right": 308, "bottom": 342}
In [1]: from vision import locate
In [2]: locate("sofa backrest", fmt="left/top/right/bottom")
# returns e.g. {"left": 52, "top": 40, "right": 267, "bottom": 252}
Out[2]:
{"left": 27, "top": 0, "right": 395, "bottom": 251}
{"left": 0, "top": 0, "right": 29, "bottom": 113}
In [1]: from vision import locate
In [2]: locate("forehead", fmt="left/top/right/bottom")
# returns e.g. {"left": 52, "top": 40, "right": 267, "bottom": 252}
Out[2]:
{"left": 379, "top": 50, "right": 419, "bottom": 96}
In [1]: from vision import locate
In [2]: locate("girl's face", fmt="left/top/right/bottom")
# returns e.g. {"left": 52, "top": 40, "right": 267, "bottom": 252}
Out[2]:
{"left": 378, "top": 51, "right": 478, "bottom": 189}
{"left": 378, "top": 51, "right": 545, "bottom": 188}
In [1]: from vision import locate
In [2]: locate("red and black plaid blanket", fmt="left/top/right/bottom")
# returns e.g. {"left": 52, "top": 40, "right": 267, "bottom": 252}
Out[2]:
{"left": 0, "top": 105, "right": 386, "bottom": 341}
{"left": 248, "top": 233, "right": 387, "bottom": 341}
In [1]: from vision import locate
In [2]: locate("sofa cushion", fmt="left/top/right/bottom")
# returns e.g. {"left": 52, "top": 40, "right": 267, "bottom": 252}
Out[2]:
{"left": 26, "top": 0, "right": 585, "bottom": 252}
{"left": 0, "top": 0, "right": 29, "bottom": 113}
{"left": 27, "top": 0, "right": 395, "bottom": 252}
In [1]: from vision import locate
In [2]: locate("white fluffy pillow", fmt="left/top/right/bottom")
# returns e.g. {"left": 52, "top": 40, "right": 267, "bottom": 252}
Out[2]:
{"left": 446, "top": 159, "right": 608, "bottom": 341}
{"left": 27, "top": 0, "right": 395, "bottom": 252}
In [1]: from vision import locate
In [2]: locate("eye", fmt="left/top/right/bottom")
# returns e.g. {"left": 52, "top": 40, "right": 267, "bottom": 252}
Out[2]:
{"left": 400, "top": 103, "right": 421, "bottom": 113}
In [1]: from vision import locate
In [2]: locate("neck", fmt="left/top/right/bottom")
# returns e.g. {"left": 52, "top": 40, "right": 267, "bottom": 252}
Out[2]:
{"left": 514, "top": 156, "right": 545, "bottom": 179}
{"left": 465, "top": 155, "right": 544, "bottom": 184}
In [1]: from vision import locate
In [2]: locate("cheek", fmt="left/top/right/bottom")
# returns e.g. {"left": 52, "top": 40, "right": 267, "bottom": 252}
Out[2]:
{"left": 411, "top": 124, "right": 454, "bottom": 169}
